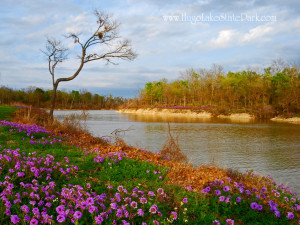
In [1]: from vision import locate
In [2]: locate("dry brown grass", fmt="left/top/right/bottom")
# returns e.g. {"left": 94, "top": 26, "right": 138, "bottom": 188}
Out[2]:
{"left": 13, "top": 107, "right": 91, "bottom": 138}
{"left": 60, "top": 111, "right": 89, "bottom": 135}
{"left": 13, "top": 106, "right": 49, "bottom": 125}
{"left": 160, "top": 123, "right": 187, "bottom": 164}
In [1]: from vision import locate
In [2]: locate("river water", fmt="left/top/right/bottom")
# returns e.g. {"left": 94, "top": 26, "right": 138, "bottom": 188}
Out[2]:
{"left": 53, "top": 110, "right": 300, "bottom": 194}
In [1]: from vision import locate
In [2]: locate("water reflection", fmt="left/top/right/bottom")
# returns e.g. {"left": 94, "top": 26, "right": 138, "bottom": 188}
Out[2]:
{"left": 53, "top": 110, "right": 300, "bottom": 194}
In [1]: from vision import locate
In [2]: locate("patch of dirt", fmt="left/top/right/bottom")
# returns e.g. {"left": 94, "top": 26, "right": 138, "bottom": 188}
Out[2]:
{"left": 6, "top": 140, "right": 15, "bottom": 144}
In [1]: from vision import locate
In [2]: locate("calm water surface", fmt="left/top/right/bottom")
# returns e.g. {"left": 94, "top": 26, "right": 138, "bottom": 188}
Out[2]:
{"left": 54, "top": 110, "right": 300, "bottom": 194}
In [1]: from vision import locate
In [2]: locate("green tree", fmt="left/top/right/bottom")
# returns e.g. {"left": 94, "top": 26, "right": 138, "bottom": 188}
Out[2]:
{"left": 144, "top": 82, "right": 154, "bottom": 105}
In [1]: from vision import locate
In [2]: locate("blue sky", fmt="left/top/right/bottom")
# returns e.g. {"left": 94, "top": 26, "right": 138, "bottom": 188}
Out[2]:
{"left": 0, "top": 0, "right": 299, "bottom": 97}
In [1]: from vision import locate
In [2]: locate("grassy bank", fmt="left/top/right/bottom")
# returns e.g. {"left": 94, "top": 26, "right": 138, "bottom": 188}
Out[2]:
{"left": 0, "top": 105, "right": 18, "bottom": 120}
{"left": 0, "top": 105, "right": 299, "bottom": 224}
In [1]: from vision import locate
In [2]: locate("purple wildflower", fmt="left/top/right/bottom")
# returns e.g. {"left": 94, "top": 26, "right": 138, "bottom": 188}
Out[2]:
{"left": 149, "top": 205, "right": 158, "bottom": 214}
{"left": 205, "top": 186, "right": 211, "bottom": 192}
{"left": 117, "top": 185, "right": 124, "bottom": 192}
{"left": 89, "top": 206, "right": 97, "bottom": 214}
{"left": 140, "top": 197, "right": 147, "bottom": 204}
{"left": 157, "top": 188, "right": 164, "bottom": 195}
{"left": 30, "top": 218, "right": 38, "bottom": 225}
{"left": 225, "top": 197, "right": 230, "bottom": 204}
{"left": 5, "top": 201, "right": 12, "bottom": 208}
{"left": 11, "top": 215, "right": 20, "bottom": 224}
{"left": 137, "top": 209, "right": 144, "bottom": 216}
{"left": 226, "top": 219, "right": 234, "bottom": 225}
{"left": 21, "top": 205, "right": 30, "bottom": 213}
{"left": 95, "top": 215, "right": 104, "bottom": 224}
{"left": 130, "top": 201, "right": 138, "bottom": 208}
{"left": 223, "top": 186, "right": 230, "bottom": 192}
{"left": 56, "top": 205, "right": 65, "bottom": 214}
{"left": 261, "top": 187, "right": 267, "bottom": 193}
{"left": 148, "top": 191, "right": 155, "bottom": 197}
{"left": 250, "top": 202, "right": 258, "bottom": 209}
{"left": 219, "top": 196, "right": 225, "bottom": 202}
{"left": 287, "top": 212, "right": 294, "bottom": 219}
{"left": 257, "top": 205, "right": 263, "bottom": 211}
{"left": 186, "top": 186, "right": 192, "bottom": 191}
{"left": 5, "top": 209, "right": 11, "bottom": 216}
{"left": 32, "top": 207, "right": 40, "bottom": 215}
{"left": 24, "top": 215, "right": 31, "bottom": 222}
{"left": 170, "top": 211, "right": 177, "bottom": 220}
{"left": 182, "top": 198, "right": 188, "bottom": 204}
{"left": 116, "top": 209, "right": 123, "bottom": 218}
{"left": 73, "top": 211, "right": 82, "bottom": 220}
{"left": 57, "top": 214, "right": 66, "bottom": 223}
{"left": 86, "top": 197, "right": 94, "bottom": 205}
{"left": 111, "top": 203, "right": 118, "bottom": 210}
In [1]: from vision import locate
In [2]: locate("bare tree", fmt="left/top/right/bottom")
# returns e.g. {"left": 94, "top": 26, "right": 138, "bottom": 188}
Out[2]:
{"left": 42, "top": 10, "right": 137, "bottom": 119}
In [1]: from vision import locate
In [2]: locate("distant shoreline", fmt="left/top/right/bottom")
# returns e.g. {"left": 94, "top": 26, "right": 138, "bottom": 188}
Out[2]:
{"left": 117, "top": 108, "right": 254, "bottom": 122}
{"left": 118, "top": 108, "right": 300, "bottom": 124}
{"left": 270, "top": 116, "right": 300, "bottom": 124}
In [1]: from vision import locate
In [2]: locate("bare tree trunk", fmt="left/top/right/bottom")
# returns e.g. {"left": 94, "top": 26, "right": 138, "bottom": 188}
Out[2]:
{"left": 49, "top": 82, "right": 59, "bottom": 120}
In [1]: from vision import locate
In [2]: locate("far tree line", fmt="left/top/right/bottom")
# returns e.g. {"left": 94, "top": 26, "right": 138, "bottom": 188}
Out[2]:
{"left": 0, "top": 86, "right": 125, "bottom": 110}
{"left": 129, "top": 61, "right": 300, "bottom": 118}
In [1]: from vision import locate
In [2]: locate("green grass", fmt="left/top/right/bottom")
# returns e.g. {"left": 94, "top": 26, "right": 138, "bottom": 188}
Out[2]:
{"left": 0, "top": 105, "right": 18, "bottom": 120}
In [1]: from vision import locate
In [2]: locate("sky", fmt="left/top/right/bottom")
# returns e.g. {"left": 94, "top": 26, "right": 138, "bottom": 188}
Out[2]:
{"left": 0, "top": 0, "right": 299, "bottom": 97}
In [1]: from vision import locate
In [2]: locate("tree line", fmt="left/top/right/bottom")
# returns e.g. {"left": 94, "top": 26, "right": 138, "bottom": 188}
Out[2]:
{"left": 132, "top": 61, "right": 300, "bottom": 118}
{"left": 0, "top": 86, "right": 125, "bottom": 109}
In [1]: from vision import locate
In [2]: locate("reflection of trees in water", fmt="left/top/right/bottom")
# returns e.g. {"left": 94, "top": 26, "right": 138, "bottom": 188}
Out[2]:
{"left": 127, "top": 114, "right": 212, "bottom": 123}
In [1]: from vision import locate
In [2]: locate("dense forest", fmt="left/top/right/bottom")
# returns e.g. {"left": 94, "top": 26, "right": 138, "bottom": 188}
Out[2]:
{"left": 127, "top": 62, "right": 300, "bottom": 118}
{"left": 0, "top": 87, "right": 125, "bottom": 109}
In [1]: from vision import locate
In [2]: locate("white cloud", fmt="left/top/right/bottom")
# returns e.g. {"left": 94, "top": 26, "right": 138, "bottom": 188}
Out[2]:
{"left": 210, "top": 29, "right": 239, "bottom": 48}
{"left": 241, "top": 24, "right": 273, "bottom": 43}
{"left": 197, "top": 29, "right": 239, "bottom": 50}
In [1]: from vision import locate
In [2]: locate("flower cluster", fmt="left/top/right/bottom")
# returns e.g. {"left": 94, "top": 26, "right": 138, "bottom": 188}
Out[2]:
{"left": 0, "top": 121, "right": 49, "bottom": 135}
{"left": 0, "top": 121, "right": 62, "bottom": 147}
{"left": 146, "top": 169, "right": 166, "bottom": 180}
{"left": 200, "top": 174, "right": 300, "bottom": 223}
{"left": 155, "top": 105, "right": 216, "bottom": 110}
{"left": 0, "top": 147, "right": 180, "bottom": 224}
{"left": 0, "top": 148, "right": 78, "bottom": 224}
{"left": 93, "top": 152, "right": 128, "bottom": 164}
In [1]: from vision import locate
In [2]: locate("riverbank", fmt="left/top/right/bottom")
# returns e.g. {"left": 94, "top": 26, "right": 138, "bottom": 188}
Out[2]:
{"left": 118, "top": 108, "right": 212, "bottom": 118}
{"left": 118, "top": 108, "right": 255, "bottom": 122}
{"left": 1, "top": 105, "right": 300, "bottom": 224}
{"left": 118, "top": 108, "right": 300, "bottom": 124}
{"left": 271, "top": 116, "right": 300, "bottom": 124}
